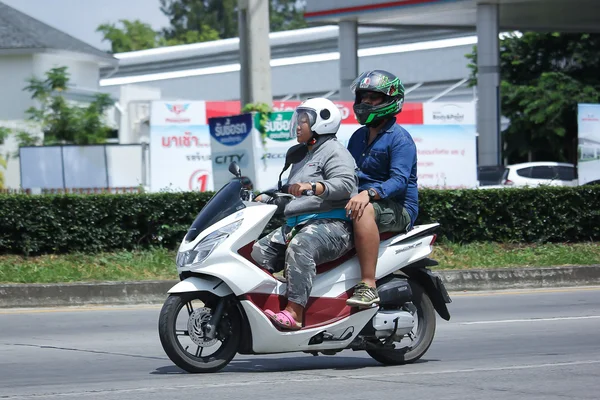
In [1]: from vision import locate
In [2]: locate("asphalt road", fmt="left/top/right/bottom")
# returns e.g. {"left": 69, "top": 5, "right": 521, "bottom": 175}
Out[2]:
{"left": 1, "top": 287, "right": 599, "bottom": 400}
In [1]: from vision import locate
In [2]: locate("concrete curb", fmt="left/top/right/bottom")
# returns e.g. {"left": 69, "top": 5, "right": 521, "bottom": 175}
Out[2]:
{"left": 0, "top": 280, "right": 177, "bottom": 309}
{"left": 437, "top": 265, "right": 600, "bottom": 292}
{"left": 1, "top": 265, "right": 599, "bottom": 308}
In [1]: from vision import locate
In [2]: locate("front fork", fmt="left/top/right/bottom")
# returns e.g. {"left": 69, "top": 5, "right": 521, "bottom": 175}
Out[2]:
{"left": 203, "top": 297, "right": 227, "bottom": 340}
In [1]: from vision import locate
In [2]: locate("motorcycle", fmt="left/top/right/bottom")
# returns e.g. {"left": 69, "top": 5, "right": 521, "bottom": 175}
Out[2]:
{"left": 158, "top": 144, "right": 452, "bottom": 373}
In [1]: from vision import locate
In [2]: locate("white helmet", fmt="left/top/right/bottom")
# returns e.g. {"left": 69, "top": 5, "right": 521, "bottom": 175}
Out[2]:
{"left": 289, "top": 97, "right": 342, "bottom": 137}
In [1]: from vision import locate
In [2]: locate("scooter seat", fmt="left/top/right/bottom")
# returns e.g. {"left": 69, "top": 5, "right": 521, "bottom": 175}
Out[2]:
{"left": 315, "top": 231, "right": 400, "bottom": 275}
{"left": 238, "top": 232, "right": 405, "bottom": 276}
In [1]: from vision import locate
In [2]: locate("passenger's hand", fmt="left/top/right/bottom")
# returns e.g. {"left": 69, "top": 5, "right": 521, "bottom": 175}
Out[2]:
{"left": 288, "top": 182, "right": 312, "bottom": 197}
{"left": 345, "top": 191, "right": 370, "bottom": 220}
{"left": 254, "top": 195, "right": 263, "bottom": 202}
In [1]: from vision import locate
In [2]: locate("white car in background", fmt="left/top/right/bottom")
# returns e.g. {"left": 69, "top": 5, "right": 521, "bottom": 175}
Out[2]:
{"left": 501, "top": 162, "right": 578, "bottom": 187}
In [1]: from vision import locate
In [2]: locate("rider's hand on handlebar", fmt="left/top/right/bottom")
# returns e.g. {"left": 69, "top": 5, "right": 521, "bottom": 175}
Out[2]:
{"left": 288, "top": 182, "right": 313, "bottom": 197}
{"left": 345, "top": 190, "right": 370, "bottom": 221}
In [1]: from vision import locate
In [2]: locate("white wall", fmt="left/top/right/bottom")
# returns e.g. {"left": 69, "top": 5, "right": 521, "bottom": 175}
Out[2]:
{"left": 0, "top": 52, "right": 104, "bottom": 188}
{"left": 0, "top": 56, "right": 35, "bottom": 188}
{"left": 0, "top": 55, "right": 35, "bottom": 120}
{"left": 0, "top": 53, "right": 102, "bottom": 121}
{"left": 0, "top": 55, "right": 38, "bottom": 188}
{"left": 33, "top": 53, "right": 100, "bottom": 90}
{"left": 118, "top": 85, "right": 162, "bottom": 144}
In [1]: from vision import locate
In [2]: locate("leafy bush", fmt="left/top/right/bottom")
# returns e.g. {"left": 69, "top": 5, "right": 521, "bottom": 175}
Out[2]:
{"left": 0, "top": 192, "right": 212, "bottom": 255}
{"left": 417, "top": 186, "right": 600, "bottom": 243}
{"left": 14, "top": 66, "right": 114, "bottom": 147}
{"left": 0, "top": 186, "right": 598, "bottom": 255}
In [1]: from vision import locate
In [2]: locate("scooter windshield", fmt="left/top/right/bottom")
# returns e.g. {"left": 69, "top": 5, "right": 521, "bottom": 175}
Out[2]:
{"left": 184, "top": 180, "right": 245, "bottom": 243}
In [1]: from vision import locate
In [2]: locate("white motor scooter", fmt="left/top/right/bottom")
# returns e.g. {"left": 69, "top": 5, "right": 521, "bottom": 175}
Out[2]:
{"left": 158, "top": 145, "right": 451, "bottom": 373}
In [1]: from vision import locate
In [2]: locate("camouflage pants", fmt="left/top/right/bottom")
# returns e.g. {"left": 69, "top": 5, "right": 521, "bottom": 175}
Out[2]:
{"left": 251, "top": 219, "right": 353, "bottom": 307}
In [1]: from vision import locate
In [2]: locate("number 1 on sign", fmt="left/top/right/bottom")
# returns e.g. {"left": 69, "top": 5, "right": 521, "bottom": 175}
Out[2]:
{"left": 197, "top": 174, "right": 208, "bottom": 192}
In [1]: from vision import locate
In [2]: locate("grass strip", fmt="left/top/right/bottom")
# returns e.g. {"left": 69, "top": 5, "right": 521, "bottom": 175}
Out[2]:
{"left": 0, "top": 242, "right": 598, "bottom": 284}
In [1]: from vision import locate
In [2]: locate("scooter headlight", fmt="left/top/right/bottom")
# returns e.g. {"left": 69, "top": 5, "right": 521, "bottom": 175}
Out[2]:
{"left": 176, "top": 220, "right": 243, "bottom": 268}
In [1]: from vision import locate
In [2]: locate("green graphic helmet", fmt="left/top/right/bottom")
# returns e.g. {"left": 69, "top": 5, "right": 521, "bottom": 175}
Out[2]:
{"left": 351, "top": 70, "right": 405, "bottom": 126}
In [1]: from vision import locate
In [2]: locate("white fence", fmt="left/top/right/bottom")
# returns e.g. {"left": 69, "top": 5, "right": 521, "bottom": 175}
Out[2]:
{"left": 19, "top": 144, "right": 148, "bottom": 190}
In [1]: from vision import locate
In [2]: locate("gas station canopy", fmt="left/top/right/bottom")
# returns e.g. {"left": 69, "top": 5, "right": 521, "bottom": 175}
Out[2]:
{"left": 305, "top": 0, "right": 600, "bottom": 166}
{"left": 304, "top": 0, "right": 600, "bottom": 32}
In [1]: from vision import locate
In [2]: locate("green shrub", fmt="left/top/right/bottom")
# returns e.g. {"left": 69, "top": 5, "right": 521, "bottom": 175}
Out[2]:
{"left": 0, "top": 192, "right": 212, "bottom": 255}
{"left": 0, "top": 186, "right": 598, "bottom": 255}
{"left": 417, "top": 186, "right": 600, "bottom": 243}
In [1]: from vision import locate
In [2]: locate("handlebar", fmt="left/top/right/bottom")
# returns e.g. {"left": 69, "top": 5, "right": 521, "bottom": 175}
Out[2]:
{"left": 240, "top": 188, "right": 254, "bottom": 201}
{"left": 253, "top": 189, "right": 313, "bottom": 202}
{"left": 280, "top": 184, "right": 314, "bottom": 196}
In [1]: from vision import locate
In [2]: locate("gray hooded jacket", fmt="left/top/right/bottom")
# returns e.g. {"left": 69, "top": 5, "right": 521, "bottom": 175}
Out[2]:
{"left": 283, "top": 136, "right": 358, "bottom": 219}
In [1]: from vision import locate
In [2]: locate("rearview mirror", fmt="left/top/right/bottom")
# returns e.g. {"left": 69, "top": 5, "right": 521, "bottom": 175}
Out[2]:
{"left": 229, "top": 161, "right": 241, "bottom": 178}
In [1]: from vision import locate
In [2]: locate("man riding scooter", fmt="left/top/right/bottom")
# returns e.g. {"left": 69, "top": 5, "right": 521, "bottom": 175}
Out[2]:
{"left": 345, "top": 70, "right": 419, "bottom": 308}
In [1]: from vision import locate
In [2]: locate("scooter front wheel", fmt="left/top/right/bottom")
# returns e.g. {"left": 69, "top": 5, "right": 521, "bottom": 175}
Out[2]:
{"left": 158, "top": 292, "right": 241, "bottom": 373}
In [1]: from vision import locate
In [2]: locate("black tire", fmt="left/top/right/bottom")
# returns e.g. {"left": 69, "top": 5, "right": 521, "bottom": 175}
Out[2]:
{"left": 158, "top": 293, "right": 241, "bottom": 373}
{"left": 367, "top": 281, "right": 436, "bottom": 365}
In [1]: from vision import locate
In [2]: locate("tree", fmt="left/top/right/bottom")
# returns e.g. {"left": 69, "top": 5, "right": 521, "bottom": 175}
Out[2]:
{"left": 159, "top": 27, "right": 220, "bottom": 46}
{"left": 99, "top": 0, "right": 308, "bottom": 53}
{"left": 160, "top": 0, "right": 237, "bottom": 41}
{"left": 16, "top": 66, "right": 113, "bottom": 147}
{"left": 467, "top": 33, "right": 600, "bottom": 164}
{"left": 97, "top": 19, "right": 219, "bottom": 52}
{"left": 0, "top": 127, "right": 9, "bottom": 146}
{"left": 270, "top": 0, "right": 307, "bottom": 32}
{"left": 97, "top": 19, "right": 161, "bottom": 53}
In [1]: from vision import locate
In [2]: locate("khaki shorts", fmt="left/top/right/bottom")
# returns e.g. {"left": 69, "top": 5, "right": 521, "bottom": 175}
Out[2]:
{"left": 372, "top": 199, "right": 412, "bottom": 233}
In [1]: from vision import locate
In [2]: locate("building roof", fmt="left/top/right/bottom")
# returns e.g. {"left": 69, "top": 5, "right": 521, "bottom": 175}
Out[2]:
{"left": 98, "top": 24, "right": 476, "bottom": 103}
{"left": 0, "top": 1, "right": 116, "bottom": 64}
{"left": 103, "top": 25, "right": 471, "bottom": 76}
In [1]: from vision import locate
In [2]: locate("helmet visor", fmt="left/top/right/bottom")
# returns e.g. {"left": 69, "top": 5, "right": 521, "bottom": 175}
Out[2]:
{"left": 289, "top": 108, "right": 317, "bottom": 138}
{"left": 351, "top": 71, "right": 371, "bottom": 95}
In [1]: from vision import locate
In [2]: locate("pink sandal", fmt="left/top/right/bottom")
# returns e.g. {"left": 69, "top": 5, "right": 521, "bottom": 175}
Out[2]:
{"left": 264, "top": 309, "right": 302, "bottom": 331}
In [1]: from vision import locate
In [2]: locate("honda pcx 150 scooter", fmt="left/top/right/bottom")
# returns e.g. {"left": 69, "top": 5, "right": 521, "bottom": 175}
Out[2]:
{"left": 158, "top": 145, "right": 451, "bottom": 373}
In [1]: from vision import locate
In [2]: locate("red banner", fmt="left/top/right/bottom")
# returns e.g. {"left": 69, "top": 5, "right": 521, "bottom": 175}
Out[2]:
{"left": 205, "top": 101, "right": 423, "bottom": 125}
{"left": 397, "top": 103, "right": 424, "bottom": 125}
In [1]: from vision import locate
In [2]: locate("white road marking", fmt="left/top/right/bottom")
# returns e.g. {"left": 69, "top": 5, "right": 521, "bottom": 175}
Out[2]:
{"left": 359, "top": 359, "right": 600, "bottom": 379}
{"left": 458, "top": 315, "right": 600, "bottom": 325}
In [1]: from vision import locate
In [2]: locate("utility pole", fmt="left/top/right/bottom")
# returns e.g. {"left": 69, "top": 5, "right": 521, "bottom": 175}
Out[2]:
{"left": 238, "top": 0, "right": 273, "bottom": 106}
{"left": 476, "top": 3, "right": 501, "bottom": 166}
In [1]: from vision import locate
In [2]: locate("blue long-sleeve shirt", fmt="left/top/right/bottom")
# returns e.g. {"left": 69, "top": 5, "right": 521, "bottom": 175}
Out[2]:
{"left": 347, "top": 118, "right": 419, "bottom": 226}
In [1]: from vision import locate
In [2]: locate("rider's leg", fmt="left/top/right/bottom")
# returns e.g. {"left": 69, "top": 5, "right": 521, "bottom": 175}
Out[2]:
{"left": 250, "top": 227, "right": 286, "bottom": 272}
{"left": 347, "top": 202, "right": 413, "bottom": 307}
{"left": 353, "top": 203, "right": 378, "bottom": 288}
{"left": 346, "top": 203, "right": 381, "bottom": 307}
{"left": 282, "top": 219, "right": 353, "bottom": 324}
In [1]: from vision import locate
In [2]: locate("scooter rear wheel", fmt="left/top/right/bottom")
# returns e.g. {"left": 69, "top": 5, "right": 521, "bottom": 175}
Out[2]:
{"left": 158, "top": 292, "right": 241, "bottom": 373}
{"left": 367, "top": 281, "right": 436, "bottom": 365}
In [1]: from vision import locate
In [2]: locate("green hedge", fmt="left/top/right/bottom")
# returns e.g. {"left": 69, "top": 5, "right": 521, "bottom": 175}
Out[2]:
{"left": 0, "top": 192, "right": 213, "bottom": 256}
{"left": 0, "top": 186, "right": 598, "bottom": 255}
{"left": 417, "top": 186, "right": 600, "bottom": 243}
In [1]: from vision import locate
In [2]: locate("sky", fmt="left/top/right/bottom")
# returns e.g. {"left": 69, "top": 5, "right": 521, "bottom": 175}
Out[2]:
{"left": 1, "top": 0, "right": 170, "bottom": 50}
